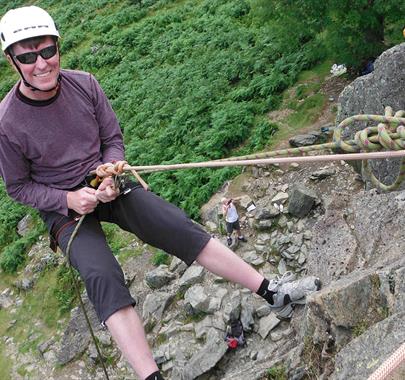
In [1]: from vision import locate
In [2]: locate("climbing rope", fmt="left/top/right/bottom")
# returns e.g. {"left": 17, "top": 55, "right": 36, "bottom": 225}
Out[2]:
{"left": 65, "top": 215, "right": 110, "bottom": 380}
{"left": 96, "top": 107, "right": 405, "bottom": 192}
{"left": 368, "top": 343, "right": 405, "bottom": 380}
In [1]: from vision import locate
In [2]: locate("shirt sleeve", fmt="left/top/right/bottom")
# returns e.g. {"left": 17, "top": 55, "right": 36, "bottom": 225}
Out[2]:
{"left": 0, "top": 134, "right": 69, "bottom": 215}
{"left": 90, "top": 75, "right": 125, "bottom": 163}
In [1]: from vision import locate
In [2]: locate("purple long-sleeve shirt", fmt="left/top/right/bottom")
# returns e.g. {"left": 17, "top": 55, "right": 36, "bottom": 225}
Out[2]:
{"left": 0, "top": 69, "right": 124, "bottom": 215}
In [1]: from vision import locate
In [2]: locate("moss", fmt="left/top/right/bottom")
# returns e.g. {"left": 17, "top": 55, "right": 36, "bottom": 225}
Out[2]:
{"left": 151, "top": 250, "right": 171, "bottom": 266}
{"left": 352, "top": 320, "right": 369, "bottom": 337}
{"left": 266, "top": 364, "right": 287, "bottom": 380}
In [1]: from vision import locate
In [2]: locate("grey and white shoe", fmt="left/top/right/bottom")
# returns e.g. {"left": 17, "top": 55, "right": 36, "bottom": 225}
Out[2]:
{"left": 268, "top": 274, "right": 321, "bottom": 319}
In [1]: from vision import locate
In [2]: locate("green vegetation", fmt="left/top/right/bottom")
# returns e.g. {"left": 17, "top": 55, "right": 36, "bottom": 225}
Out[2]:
{"left": 352, "top": 320, "right": 369, "bottom": 338}
{"left": 0, "top": 265, "right": 69, "bottom": 379}
{"left": 102, "top": 223, "right": 135, "bottom": 256}
{"left": 151, "top": 250, "right": 171, "bottom": 266}
{"left": 54, "top": 265, "right": 82, "bottom": 314}
{"left": 267, "top": 364, "right": 287, "bottom": 380}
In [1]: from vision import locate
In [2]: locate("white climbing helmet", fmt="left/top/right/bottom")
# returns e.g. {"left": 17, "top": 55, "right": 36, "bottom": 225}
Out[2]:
{"left": 0, "top": 6, "right": 59, "bottom": 52}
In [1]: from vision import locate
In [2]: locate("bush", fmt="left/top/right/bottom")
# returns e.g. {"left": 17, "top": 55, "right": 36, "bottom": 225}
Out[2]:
{"left": 151, "top": 250, "right": 171, "bottom": 266}
{"left": 0, "top": 230, "right": 40, "bottom": 273}
{"left": 53, "top": 265, "right": 81, "bottom": 314}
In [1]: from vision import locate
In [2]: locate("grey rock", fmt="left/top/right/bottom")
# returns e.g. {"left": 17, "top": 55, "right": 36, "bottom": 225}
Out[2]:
{"left": 243, "top": 250, "right": 265, "bottom": 265}
{"left": 17, "top": 214, "right": 34, "bottom": 237}
{"left": 337, "top": 43, "right": 405, "bottom": 187}
{"left": 194, "top": 314, "right": 226, "bottom": 339}
{"left": 184, "top": 285, "right": 226, "bottom": 314}
{"left": 331, "top": 312, "right": 405, "bottom": 380}
{"left": 142, "top": 291, "right": 174, "bottom": 320}
{"left": 223, "top": 290, "right": 241, "bottom": 322}
{"left": 145, "top": 265, "right": 176, "bottom": 289}
{"left": 178, "top": 329, "right": 228, "bottom": 380}
{"left": 278, "top": 259, "right": 287, "bottom": 274}
{"left": 309, "top": 167, "right": 336, "bottom": 180}
{"left": 306, "top": 269, "right": 389, "bottom": 348}
{"left": 178, "top": 265, "right": 205, "bottom": 292}
{"left": 255, "top": 205, "right": 280, "bottom": 220}
{"left": 0, "top": 291, "right": 13, "bottom": 309}
{"left": 256, "top": 219, "right": 274, "bottom": 230}
{"left": 258, "top": 313, "right": 281, "bottom": 339}
{"left": 288, "top": 184, "right": 318, "bottom": 218}
{"left": 240, "top": 296, "right": 255, "bottom": 332}
{"left": 169, "top": 256, "right": 188, "bottom": 276}
{"left": 256, "top": 304, "right": 272, "bottom": 318}
{"left": 15, "top": 277, "right": 34, "bottom": 291}
{"left": 38, "top": 338, "right": 55, "bottom": 356}
{"left": 56, "top": 300, "right": 100, "bottom": 365}
{"left": 271, "top": 192, "right": 289, "bottom": 204}
{"left": 289, "top": 131, "right": 325, "bottom": 147}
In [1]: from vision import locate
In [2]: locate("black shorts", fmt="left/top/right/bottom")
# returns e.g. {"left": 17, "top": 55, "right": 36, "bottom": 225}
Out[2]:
{"left": 226, "top": 220, "right": 240, "bottom": 234}
{"left": 40, "top": 183, "right": 211, "bottom": 322}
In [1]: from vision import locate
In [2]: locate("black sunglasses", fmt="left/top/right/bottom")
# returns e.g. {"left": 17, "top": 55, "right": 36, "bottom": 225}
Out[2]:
{"left": 14, "top": 45, "right": 58, "bottom": 65}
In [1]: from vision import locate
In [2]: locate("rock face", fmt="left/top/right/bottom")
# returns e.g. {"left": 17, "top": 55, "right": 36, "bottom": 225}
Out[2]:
{"left": 337, "top": 42, "right": 405, "bottom": 187}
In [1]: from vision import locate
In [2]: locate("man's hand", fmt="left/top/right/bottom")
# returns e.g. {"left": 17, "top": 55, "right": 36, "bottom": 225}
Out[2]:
{"left": 67, "top": 187, "right": 99, "bottom": 215}
{"left": 95, "top": 177, "right": 119, "bottom": 203}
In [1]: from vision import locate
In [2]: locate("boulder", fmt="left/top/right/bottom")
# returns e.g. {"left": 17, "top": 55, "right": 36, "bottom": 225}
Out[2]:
{"left": 337, "top": 43, "right": 405, "bottom": 188}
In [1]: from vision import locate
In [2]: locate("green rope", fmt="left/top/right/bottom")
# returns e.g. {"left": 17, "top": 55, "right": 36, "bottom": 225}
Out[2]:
{"left": 215, "top": 106, "right": 405, "bottom": 191}
{"left": 65, "top": 215, "right": 110, "bottom": 380}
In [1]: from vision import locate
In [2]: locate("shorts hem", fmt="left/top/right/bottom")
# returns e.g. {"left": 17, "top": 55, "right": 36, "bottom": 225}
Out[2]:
{"left": 185, "top": 234, "right": 212, "bottom": 266}
{"left": 100, "top": 299, "right": 137, "bottom": 325}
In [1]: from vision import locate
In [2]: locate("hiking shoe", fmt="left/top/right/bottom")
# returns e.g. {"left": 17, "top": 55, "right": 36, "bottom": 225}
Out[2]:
{"left": 238, "top": 236, "right": 247, "bottom": 242}
{"left": 227, "top": 237, "right": 232, "bottom": 246}
{"left": 269, "top": 272, "right": 321, "bottom": 319}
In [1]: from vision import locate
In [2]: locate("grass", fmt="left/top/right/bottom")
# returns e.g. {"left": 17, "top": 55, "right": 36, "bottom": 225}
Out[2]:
{"left": 264, "top": 60, "right": 333, "bottom": 150}
{"left": 102, "top": 223, "right": 136, "bottom": 256}
{"left": 0, "top": 267, "right": 64, "bottom": 379}
{"left": 297, "top": 60, "right": 333, "bottom": 82}
{"left": 286, "top": 93, "right": 327, "bottom": 128}
{"left": 0, "top": 323, "right": 13, "bottom": 380}
{"left": 151, "top": 250, "right": 171, "bottom": 266}
{"left": 266, "top": 364, "right": 287, "bottom": 380}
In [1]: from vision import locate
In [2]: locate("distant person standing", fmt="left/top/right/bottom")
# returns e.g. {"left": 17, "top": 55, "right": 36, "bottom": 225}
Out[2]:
{"left": 221, "top": 197, "right": 247, "bottom": 246}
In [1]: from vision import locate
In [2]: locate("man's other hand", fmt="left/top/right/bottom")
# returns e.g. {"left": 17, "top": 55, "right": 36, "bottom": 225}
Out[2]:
{"left": 95, "top": 177, "right": 119, "bottom": 203}
{"left": 67, "top": 187, "right": 99, "bottom": 215}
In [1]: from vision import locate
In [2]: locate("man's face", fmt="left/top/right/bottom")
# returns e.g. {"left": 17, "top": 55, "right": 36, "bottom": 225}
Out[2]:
{"left": 10, "top": 36, "right": 60, "bottom": 96}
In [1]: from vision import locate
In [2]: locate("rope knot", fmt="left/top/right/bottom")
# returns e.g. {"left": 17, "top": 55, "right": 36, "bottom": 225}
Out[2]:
{"left": 95, "top": 160, "right": 128, "bottom": 178}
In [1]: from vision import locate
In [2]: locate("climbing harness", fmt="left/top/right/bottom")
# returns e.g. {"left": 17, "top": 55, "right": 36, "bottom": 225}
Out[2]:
{"left": 68, "top": 108, "right": 405, "bottom": 379}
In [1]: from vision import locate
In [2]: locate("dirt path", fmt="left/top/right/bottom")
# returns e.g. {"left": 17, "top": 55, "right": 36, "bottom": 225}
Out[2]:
{"left": 269, "top": 75, "right": 350, "bottom": 151}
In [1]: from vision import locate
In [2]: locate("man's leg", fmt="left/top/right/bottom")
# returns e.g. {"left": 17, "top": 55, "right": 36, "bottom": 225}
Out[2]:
{"left": 226, "top": 221, "right": 233, "bottom": 246}
{"left": 105, "top": 306, "right": 159, "bottom": 379}
{"left": 196, "top": 238, "right": 263, "bottom": 292}
{"left": 56, "top": 213, "right": 160, "bottom": 380}
{"left": 108, "top": 187, "right": 262, "bottom": 292}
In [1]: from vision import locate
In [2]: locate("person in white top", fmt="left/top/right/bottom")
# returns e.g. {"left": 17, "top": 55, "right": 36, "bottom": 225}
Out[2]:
{"left": 221, "top": 197, "right": 247, "bottom": 246}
